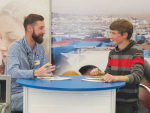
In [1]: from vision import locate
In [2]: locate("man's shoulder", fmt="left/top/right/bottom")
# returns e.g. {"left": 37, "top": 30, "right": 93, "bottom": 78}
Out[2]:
{"left": 8, "top": 38, "right": 23, "bottom": 52}
{"left": 131, "top": 44, "right": 143, "bottom": 51}
{"left": 109, "top": 48, "right": 116, "bottom": 53}
{"left": 107, "top": 48, "right": 116, "bottom": 58}
{"left": 126, "top": 44, "right": 143, "bottom": 56}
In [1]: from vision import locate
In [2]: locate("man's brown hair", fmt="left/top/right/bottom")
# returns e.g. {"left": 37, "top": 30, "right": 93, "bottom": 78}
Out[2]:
{"left": 109, "top": 19, "right": 133, "bottom": 40}
{"left": 23, "top": 14, "right": 44, "bottom": 31}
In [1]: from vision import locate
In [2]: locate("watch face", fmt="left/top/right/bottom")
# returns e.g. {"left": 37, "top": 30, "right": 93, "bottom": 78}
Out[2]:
{"left": 0, "top": 80, "right": 6, "bottom": 103}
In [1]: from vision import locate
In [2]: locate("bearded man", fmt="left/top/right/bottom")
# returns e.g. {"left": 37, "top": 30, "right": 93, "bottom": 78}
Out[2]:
{"left": 5, "top": 14, "right": 56, "bottom": 112}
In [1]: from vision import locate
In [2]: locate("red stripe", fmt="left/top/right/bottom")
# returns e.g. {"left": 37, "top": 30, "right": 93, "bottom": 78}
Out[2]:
{"left": 108, "top": 57, "right": 144, "bottom": 67}
{"left": 108, "top": 59, "right": 132, "bottom": 67}
{"left": 132, "top": 57, "right": 144, "bottom": 65}
{"left": 108, "top": 59, "right": 111, "bottom": 66}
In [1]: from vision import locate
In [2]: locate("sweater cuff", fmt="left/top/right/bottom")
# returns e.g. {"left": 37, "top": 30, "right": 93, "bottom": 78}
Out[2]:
{"left": 126, "top": 74, "right": 134, "bottom": 84}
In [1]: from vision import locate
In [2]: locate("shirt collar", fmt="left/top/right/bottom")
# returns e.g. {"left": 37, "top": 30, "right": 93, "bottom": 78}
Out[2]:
{"left": 115, "top": 40, "right": 135, "bottom": 52}
{"left": 23, "top": 36, "right": 38, "bottom": 53}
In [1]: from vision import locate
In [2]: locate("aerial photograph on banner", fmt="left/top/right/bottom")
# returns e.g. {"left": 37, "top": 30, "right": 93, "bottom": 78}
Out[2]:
{"left": 51, "top": 0, "right": 150, "bottom": 75}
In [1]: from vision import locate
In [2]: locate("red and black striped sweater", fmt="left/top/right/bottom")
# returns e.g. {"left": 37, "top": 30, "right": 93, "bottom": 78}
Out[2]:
{"left": 105, "top": 40, "right": 144, "bottom": 103}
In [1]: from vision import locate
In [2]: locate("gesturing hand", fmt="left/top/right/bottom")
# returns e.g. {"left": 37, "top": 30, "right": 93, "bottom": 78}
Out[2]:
{"left": 34, "top": 62, "right": 56, "bottom": 77}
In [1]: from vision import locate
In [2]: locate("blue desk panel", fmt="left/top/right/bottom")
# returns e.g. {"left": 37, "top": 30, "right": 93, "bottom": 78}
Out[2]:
{"left": 16, "top": 76, "right": 126, "bottom": 91}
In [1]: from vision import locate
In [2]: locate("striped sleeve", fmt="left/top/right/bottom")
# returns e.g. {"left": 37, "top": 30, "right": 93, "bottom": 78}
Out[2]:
{"left": 127, "top": 48, "right": 144, "bottom": 84}
{"left": 104, "top": 50, "right": 112, "bottom": 74}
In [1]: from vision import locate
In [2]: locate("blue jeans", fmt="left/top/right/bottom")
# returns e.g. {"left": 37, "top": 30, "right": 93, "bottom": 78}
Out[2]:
{"left": 11, "top": 92, "right": 23, "bottom": 112}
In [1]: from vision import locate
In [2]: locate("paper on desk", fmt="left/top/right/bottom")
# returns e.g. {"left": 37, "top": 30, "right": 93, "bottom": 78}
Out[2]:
{"left": 37, "top": 76, "right": 72, "bottom": 81}
{"left": 82, "top": 76, "right": 105, "bottom": 82}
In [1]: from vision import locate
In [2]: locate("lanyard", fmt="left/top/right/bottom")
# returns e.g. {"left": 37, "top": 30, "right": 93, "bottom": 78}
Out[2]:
{"left": 22, "top": 38, "right": 34, "bottom": 69}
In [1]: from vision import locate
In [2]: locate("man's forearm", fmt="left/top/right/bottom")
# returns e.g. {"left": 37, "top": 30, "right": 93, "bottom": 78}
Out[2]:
{"left": 7, "top": 68, "right": 34, "bottom": 79}
{"left": 117, "top": 76, "right": 127, "bottom": 82}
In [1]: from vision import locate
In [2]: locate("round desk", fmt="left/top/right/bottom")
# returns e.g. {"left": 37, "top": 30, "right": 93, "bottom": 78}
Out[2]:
{"left": 17, "top": 76, "right": 126, "bottom": 113}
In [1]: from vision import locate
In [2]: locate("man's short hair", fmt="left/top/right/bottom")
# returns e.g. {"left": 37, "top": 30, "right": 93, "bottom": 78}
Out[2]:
{"left": 109, "top": 19, "right": 133, "bottom": 40}
{"left": 23, "top": 14, "right": 44, "bottom": 31}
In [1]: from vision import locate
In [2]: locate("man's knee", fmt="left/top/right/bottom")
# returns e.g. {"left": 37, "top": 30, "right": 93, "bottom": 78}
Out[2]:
{"left": 11, "top": 93, "right": 23, "bottom": 112}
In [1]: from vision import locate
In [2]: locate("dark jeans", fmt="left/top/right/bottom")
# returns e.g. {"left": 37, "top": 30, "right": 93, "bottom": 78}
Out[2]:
{"left": 116, "top": 102, "right": 139, "bottom": 113}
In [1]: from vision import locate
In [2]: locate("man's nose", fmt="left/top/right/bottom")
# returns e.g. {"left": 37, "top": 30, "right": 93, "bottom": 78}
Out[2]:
{"left": 42, "top": 29, "right": 45, "bottom": 34}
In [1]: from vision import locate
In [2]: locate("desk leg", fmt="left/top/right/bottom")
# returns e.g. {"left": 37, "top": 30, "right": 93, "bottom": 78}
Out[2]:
{"left": 23, "top": 87, "right": 28, "bottom": 113}
{"left": 111, "top": 89, "right": 116, "bottom": 113}
{"left": 26, "top": 88, "right": 114, "bottom": 113}
{"left": 23, "top": 88, "right": 117, "bottom": 113}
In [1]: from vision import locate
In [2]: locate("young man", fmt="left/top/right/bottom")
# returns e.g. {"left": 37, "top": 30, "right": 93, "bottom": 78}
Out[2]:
{"left": 90, "top": 19, "right": 144, "bottom": 113}
{"left": 5, "top": 14, "right": 56, "bottom": 112}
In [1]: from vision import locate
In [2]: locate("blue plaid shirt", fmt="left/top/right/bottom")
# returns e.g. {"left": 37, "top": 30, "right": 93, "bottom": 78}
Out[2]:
{"left": 5, "top": 37, "right": 48, "bottom": 95}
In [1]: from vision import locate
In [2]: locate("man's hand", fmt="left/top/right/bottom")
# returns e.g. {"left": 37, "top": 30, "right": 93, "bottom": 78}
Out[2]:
{"left": 90, "top": 68, "right": 105, "bottom": 76}
{"left": 103, "top": 74, "right": 118, "bottom": 82}
{"left": 34, "top": 62, "right": 56, "bottom": 77}
{"left": 103, "top": 74, "right": 127, "bottom": 83}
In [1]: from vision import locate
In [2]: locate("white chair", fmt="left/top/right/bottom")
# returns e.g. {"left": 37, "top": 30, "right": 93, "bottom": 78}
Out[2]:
{"left": 0, "top": 75, "right": 11, "bottom": 113}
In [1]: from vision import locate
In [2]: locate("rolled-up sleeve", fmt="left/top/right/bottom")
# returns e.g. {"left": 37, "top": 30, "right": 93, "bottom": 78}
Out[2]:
{"left": 105, "top": 51, "right": 112, "bottom": 74}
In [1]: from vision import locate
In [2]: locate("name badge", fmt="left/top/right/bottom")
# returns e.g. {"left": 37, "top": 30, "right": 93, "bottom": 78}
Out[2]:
{"left": 34, "top": 60, "right": 40, "bottom": 68}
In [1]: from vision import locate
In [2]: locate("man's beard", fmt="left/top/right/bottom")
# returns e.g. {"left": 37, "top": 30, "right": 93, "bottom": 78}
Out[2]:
{"left": 32, "top": 30, "right": 44, "bottom": 44}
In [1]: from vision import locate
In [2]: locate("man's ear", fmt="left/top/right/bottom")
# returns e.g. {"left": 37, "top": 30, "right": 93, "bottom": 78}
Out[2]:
{"left": 123, "top": 32, "right": 128, "bottom": 39}
{"left": 27, "top": 25, "right": 33, "bottom": 32}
